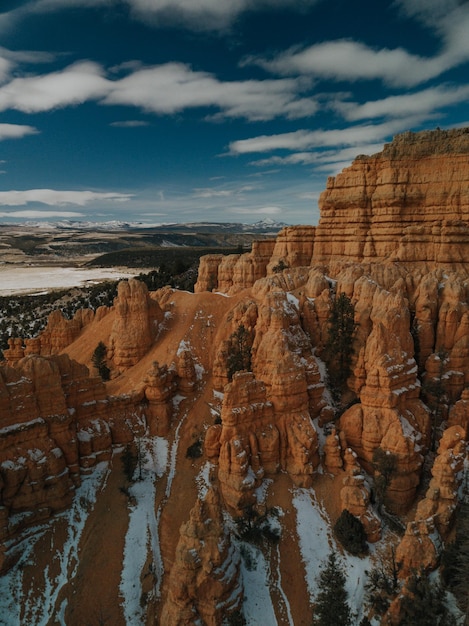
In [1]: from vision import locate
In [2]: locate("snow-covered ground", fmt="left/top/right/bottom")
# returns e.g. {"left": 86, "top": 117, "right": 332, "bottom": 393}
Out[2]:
{"left": 0, "top": 266, "right": 138, "bottom": 296}
{"left": 120, "top": 436, "right": 169, "bottom": 623}
{"left": 0, "top": 461, "right": 110, "bottom": 626}
{"left": 293, "top": 487, "right": 370, "bottom": 623}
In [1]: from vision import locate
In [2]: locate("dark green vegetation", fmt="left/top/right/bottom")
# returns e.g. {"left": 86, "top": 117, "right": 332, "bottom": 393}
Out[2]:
{"left": 87, "top": 245, "right": 244, "bottom": 269}
{"left": 235, "top": 506, "right": 281, "bottom": 545}
{"left": 92, "top": 341, "right": 110, "bottom": 381}
{"left": 226, "top": 324, "right": 253, "bottom": 381}
{"left": 364, "top": 546, "right": 399, "bottom": 616}
{"left": 333, "top": 509, "right": 368, "bottom": 556}
{"left": 399, "top": 569, "right": 457, "bottom": 626}
{"left": 323, "top": 292, "right": 356, "bottom": 405}
{"left": 441, "top": 503, "right": 469, "bottom": 621}
{"left": 372, "top": 448, "right": 398, "bottom": 509}
{"left": 312, "top": 551, "right": 353, "bottom": 626}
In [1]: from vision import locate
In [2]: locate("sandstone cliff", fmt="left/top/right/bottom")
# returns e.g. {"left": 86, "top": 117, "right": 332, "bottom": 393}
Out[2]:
{"left": 4, "top": 127, "right": 469, "bottom": 625}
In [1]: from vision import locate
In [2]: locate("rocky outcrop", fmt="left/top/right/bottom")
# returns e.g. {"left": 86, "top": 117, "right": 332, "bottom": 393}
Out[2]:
{"left": 448, "top": 387, "right": 469, "bottom": 431}
{"left": 207, "top": 365, "right": 321, "bottom": 513}
{"left": 0, "top": 353, "right": 143, "bottom": 543}
{"left": 109, "top": 279, "right": 164, "bottom": 369}
{"left": 206, "top": 372, "right": 274, "bottom": 513}
{"left": 313, "top": 128, "right": 469, "bottom": 268}
{"left": 395, "top": 425, "right": 467, "bottom": 578}
{"left": 160, "top": 485, "right": 243, "bottom": 626}
{"left": 266, "top": 225, "right": 315, "bottom": 274}
{"left": 338, "top": 283, "right": 430, "bottom": 512}
{"left": 144, "top": 361, "right": 177, "bottom": 437}
{"left": 195, "top": 240, "right": 276, "bottom": 294}
{"left": 2, "top": 309, "right": 96, "bottom": 365}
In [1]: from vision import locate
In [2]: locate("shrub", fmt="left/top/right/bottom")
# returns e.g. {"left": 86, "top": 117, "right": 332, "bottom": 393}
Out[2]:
{"left": 186, "top": 439, "right": 203, "bottom": 459}
{"left": 334, "top": 509, "right": 368, "bottom": 556}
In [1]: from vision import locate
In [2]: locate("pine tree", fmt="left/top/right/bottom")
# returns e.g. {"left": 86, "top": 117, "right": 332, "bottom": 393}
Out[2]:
{"left": 372, "top": 447, "right": 398, "bottom": 508}
{"left": 226, "top": 324, "right": 253, "bottom": 381}
{"left": 312, "top": 551, "right": 353, "bottom": 626}
{"left": 324, "top": 292, "right": 356, "bottom": 403}
{"left": 92, "top": 341, "right": 110, "bottom": 381}
{"left": 399, "top": 569, "right": 456, "bottom": 626}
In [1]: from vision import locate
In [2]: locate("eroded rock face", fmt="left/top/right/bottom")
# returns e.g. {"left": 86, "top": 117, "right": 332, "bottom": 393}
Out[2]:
{"left": 313, "top": 128, "right": 469, "bottom": 268}
{"left": 207, "top": 372, "right": 273, "bottom": 513}
{"left": 160, "top": 485, "right": 243, "bottom": 626}
{"left": 0, "top": 353, "right": 143, "bottom": 543}
{"left": 195, "top": 241, "right": 277, "bottom": 295}
{"left": 339, "top": 285, "right": 430, "bottom": 512}
{"left": 144, "top": 361, "right": 177, "bottom": 437}
{"left": 266, "top": 225, "right": 315, "bottom": 274}
{"left": 395, "top": 425, "right": 467, "bottom": 579}
{"left": 110, "top": 279, "right": 163, "bottom": 369}
{"left": 3, "top": 309, "right": 95, "bottom": 365}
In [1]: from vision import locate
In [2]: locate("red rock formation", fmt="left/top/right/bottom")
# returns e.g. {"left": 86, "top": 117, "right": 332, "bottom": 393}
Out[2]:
{"left": 313, "top": 128, "right": 469, "bottom": 268}
{"left": 160, "top": 486, "right": 243, "bottom": 626}
{"left": 195, "top": 241, "right": 276, "bottom": 295}
{"left": 209, "top": 372, "right": 273, "bottom": 513}
{"left": 0, "top": 353, "right": 143, "bottom": 543}
{"left": 144, "top": 361, "right": 177, "bottom": 436}
{"left": 340, "top": 286, "right": 430, "bottom": 512}
{"left": 109, "top": 278, "right": 163, "bottom": 369}
{"left": 193, "top": 253, "right": 224, "bottom": 293}
{"left": 266, "top": 225, "right": 315, "bottom": 274}
{"left": 37, "top": 309, "right": 92, "bottom": 355}
{"left": 2, "top": 338, "right": 25, "bottom": 366}
{"left": 323, "top": 429, "right": 343, "bottom": 475}
{"left": 448, "top": 387, "right": 469, "bottom": 431}
{"left": 395, "top": 425, "right": 467, "bottom": 579}
{"left": 394, "top": 517, "right": 441, "bottom": 578}
{"left": 176, "top": 348, "right": 197, "bottom": 394}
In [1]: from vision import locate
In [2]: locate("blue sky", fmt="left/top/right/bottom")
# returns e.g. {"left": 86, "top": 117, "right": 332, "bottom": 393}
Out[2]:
{"left": 0, "top": 0, "right": 468, "bottom": 226}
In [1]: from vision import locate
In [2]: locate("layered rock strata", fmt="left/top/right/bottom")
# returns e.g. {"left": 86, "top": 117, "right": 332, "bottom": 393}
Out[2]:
{"left": 160, "top": 486, "right": 243, "bottom": 626}
{"left": 110, "top": 278, "right": 164, "bottom": 369}
{"left": 313, "top": 128, "right": 469, "bottom": 268}
{"left": 0, "top": 353, "right": 142, "bottom": 546}
{"left": 395, "top": 425, "right": 467, "bottom": 577}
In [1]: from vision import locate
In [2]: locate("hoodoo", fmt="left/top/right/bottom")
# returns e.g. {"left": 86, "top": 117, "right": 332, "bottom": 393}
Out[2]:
{"left": 1, "top": 128, "right": 469, "bottom": 625}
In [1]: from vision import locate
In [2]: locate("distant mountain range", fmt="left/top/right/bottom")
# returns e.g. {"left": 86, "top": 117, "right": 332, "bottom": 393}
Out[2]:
{"left": 15, "top": 217, "right": 290, "bottom": 234}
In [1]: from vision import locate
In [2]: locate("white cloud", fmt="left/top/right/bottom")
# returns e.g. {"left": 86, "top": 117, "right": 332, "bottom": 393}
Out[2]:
{"left": 0, "top": 60, "right": 315, "bottom": 121}
{"left": 0, "top": 0, "right": 319, "bottom": 31}
{"left": 228, "top": 117, "right": 432, "bottom": 155}
{"left": 245, "top": 2, "right": 469, "bottom": 88}
{"left": 0, "top": 189, "right": 133, "bottom": 207}
{"left": 0, "top": 61, "right": 109, "bottom": 113}
{"left": 332, "top": 84, "right": 469, "bottom": 122}
{"left": 109, "top": 0, "right": 320, "bottom": 31}
{"left": 246, "top": 39, "right": 446, "bottom": 88}
{"left": 0, "top": 124, "right": 39, "bottom": 140}
{"left": 103, "top": 62, "right": 316, "bottom": 121}
{"left": 110, "top": 120, "right": 150, "bottom": 127}
{"left": 249, "top": 143, "right": 384, "bottom": 167}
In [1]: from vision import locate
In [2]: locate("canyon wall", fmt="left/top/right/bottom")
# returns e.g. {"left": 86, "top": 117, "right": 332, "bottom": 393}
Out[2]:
{"left": 2, "top": 127, "right": 469, "bottom": 623}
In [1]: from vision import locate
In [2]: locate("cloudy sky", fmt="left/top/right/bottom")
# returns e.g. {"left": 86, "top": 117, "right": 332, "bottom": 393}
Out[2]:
{"left": 0, "top": 0, "right": 468, "bottom": 225}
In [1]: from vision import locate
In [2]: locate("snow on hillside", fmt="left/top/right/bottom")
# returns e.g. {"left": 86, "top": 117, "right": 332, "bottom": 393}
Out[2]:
{"left": 120, "top": 436, "right": 169, "bottom": 623}
{"left": 0, "top": 462, "right": 110, "bottom": 626}
{"left": 293, "top": 487, "right": 370, "bottom": 622}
